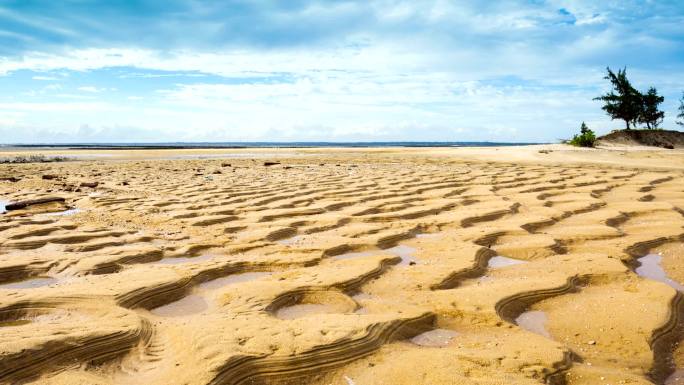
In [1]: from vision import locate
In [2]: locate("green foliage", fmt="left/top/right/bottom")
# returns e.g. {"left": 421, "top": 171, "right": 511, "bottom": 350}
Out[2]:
{"left": 594, "top": 67, "right": 668, "bottom": 130}
{"left": 677, "top": 92, "right": 684, "bottom": 127}
{"left": 638, "top": 87, "right": 665, "bottom": 129}
{"left": 580, "top": 121, "right": 589, "bottom": 134}
{"left": 570, "top": 122, "right": 596, "bottom": 147}
{"left": 594, "top": 67, "right": 642, "bottom": 130}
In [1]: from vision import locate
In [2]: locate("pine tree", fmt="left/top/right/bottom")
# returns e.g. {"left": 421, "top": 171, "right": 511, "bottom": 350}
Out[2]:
{"left": 638, "top": 87, "right": 665, "bottom": 129}
{"left": 594, "top": 67, "right": 642, "bottom": 130}
{"left": 677, "top": 92, "right": 684, "bottom": 127}
{"left": 580, "top": 122, "right": 589, "bottom": 134}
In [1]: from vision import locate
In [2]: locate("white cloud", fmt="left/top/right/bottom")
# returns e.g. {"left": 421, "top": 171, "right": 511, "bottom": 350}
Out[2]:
{"left": 0, "top": 1, "right": 681, "bottom": 143}
{"left": 56, "top": 93, "right": 96, "bottom": 99}
{"left": 0, "top": 42, "right": 679, "bottom": 143}
{"left": 21, "top": 83, "right": 62, "bottom": 96}
{"left": 0, "top": 45, "right": 595, "bottom": 85}
{"left": 77, "top": 86, "right": 102, "bottom": 93}
{"left": 0, "top": 101, "right": 111, "bottom": 112}
{"left": 32, "top": 75, "right": 59, "bottom": 81}
{"left": 575, "top": 13, "right": 606, "bottom": 25}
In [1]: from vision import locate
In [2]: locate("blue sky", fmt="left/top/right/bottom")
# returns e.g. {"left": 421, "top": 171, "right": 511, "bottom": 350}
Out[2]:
{"left": 0, "top": 0, "right": 683, "bottom": 143}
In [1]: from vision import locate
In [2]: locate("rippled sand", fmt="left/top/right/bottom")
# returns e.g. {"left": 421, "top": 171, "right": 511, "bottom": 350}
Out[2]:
{"left": 0, "top": 145, "right": 683, "bottom": 385}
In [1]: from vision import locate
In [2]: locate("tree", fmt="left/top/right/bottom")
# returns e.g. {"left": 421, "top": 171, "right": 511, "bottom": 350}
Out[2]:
{"left": 638, "top": 87, "right": 665, "bottom": 129}
{"left": 678, "top": 92, "right": 684, "bottom": 127}
{"left": 594, "top": 67, "right": 642, "bottom": 130}
{"left": 580, "top": 121, "right": 590, "bottom": 134}
{"left": 570, "top": 122, "right": 596, "bottom": 147}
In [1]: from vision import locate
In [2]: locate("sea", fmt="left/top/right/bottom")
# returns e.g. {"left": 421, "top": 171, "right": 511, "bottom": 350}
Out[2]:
{"left": 2, "top": 142, "right": 541, "bottom": 149}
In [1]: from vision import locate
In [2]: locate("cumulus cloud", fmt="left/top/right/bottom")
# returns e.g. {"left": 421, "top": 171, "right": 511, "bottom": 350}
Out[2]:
{"left": 32, "top": 75, "right": 59, "bottom": 81}
{"left": 0, "top": 0, "right": 682, "bottom": 143}
{"left": 77, "top": 86, "right": 102, "bottom": 93}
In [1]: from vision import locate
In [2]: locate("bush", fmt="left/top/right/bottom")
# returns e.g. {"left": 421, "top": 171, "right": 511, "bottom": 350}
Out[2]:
{"left": 569, "top": 122, "right": 596, "bottom": 147}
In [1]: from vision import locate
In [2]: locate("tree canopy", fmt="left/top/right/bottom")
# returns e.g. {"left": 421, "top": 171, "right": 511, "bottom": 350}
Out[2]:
{"left": 678, "top": 92, "right": 684, "bottom": 127}
{"left": 638, "top": 87, "right": 665, "bottom": 129}
{"left": 594, "top": 67, "right": 643, "bottom": 130}
{"left": 594, "top": 67, "right": 667, "bottom": 130}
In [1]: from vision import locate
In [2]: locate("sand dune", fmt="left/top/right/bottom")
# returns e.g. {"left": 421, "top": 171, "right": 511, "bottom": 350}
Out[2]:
{"left": 1, "top": 145, "right": 683, "bottom": 385}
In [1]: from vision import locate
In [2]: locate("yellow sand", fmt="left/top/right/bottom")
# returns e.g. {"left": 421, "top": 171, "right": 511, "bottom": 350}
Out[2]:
{"left": 0, "top": 144, "right": 682, "bottom": 385}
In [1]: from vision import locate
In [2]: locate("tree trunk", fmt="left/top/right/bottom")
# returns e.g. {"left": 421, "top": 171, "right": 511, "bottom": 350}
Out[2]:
{"left": 625, "top": 120, "right": 630, "bottom": 130}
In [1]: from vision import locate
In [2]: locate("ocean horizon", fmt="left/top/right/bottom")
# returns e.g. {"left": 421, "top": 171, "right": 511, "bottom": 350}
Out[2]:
{"left": 1, "top": 141, "right": 544, "bottom": 149}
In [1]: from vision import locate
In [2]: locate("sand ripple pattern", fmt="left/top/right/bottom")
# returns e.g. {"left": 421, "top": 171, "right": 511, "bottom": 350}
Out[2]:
{"left": 1, "top": 153, "right": 683, "bottom": 385}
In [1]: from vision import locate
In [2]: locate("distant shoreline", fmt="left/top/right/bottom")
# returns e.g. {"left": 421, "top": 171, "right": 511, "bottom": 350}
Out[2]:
{"left": 1, "top": 142, "right": 543, "bottom": 150}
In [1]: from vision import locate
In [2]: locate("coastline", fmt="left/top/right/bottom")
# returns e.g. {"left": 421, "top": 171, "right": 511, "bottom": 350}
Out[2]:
{"left": 2, "top": 143, "right": 683, "bottom": 170}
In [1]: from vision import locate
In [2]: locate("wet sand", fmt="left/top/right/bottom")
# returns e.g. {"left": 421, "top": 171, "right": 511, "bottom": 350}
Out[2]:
{"left": 0, "top": 144, "right": 683, "bottom": 385}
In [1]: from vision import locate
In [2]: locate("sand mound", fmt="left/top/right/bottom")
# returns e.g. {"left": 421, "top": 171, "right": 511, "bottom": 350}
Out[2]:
{"left": 597, "top": 129, "right": 684, "bottom": 149}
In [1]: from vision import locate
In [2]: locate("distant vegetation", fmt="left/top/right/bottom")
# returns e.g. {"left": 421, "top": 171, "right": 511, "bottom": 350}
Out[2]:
{"left": 0, "top": 154, "right": 71, "bottom": 164}
{"left": 594, "top": 67, "right": 665, "bottom": 130}
{"left": 678, "top": 92, "right": 684, "bottom": 127}
{"left": 567, "top": 67, "right": 683, "bottom": 148}
{"left": 569, "top": 122, "right": 596, "bottom": 147}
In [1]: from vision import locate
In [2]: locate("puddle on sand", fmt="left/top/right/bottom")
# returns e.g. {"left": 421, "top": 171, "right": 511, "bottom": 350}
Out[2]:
{"left": 0, "top": 200, "right": 7, "bottom": 214}
{"left": 473, "top": 256, "right": 526, "bottom": 284}
{"left": 352, "top": 293, "right": 373, "bottom": 301}
{"left": 154, "top": 254, "right": 216, "bottom": 265}
{"left": 152, "top": 271, "right": 269, "bottom": 317}
{"left": 332, "top": 251, "right": 377, "bottom": 261}
{"left": 488, "top": 256, "right": 526, "bottom": 269}
{"left": 385, "top": 245, "right": 419, "bottom": 266}
{"left": 667, "top": 370, "right": 684, "bottom": 385}
{"left": 198, "top": 272, "right": 271, "bottom": 290}
{"left": 275, "top": 304, "right": 336, "bottom": 320}
{"left": 410, "top": 329, "right": 459, "bottom": 347}
{"left": 277, "top": 235, "right": 304, "bottom": 246}
{"left": 44, "top": 208, "right": 81, "bottom": 216}
{"left": 0, "top": 277, "right": 59, "bottom": 289}
{"left": 416, "top": 233, "right": 442, "bottom": 239}
{"left": 352, "top": 293, "right": 373, "bottom": 314}
{"left": 637, "top": 254, "right": 684, "bottom": 383}
{"left": 635, "top": 254, "right": 684, "bottom": 292}
{"left": 151, "top": 294, "right": 208, "bottom": 317}
{"left": 515, "top": 310, "right": 551, "bottom": 338}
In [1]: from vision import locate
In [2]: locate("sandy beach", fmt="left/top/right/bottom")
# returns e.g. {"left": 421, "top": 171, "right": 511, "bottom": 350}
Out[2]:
{"left": 1, "top": 144, "right": 683, "bottom": 385}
